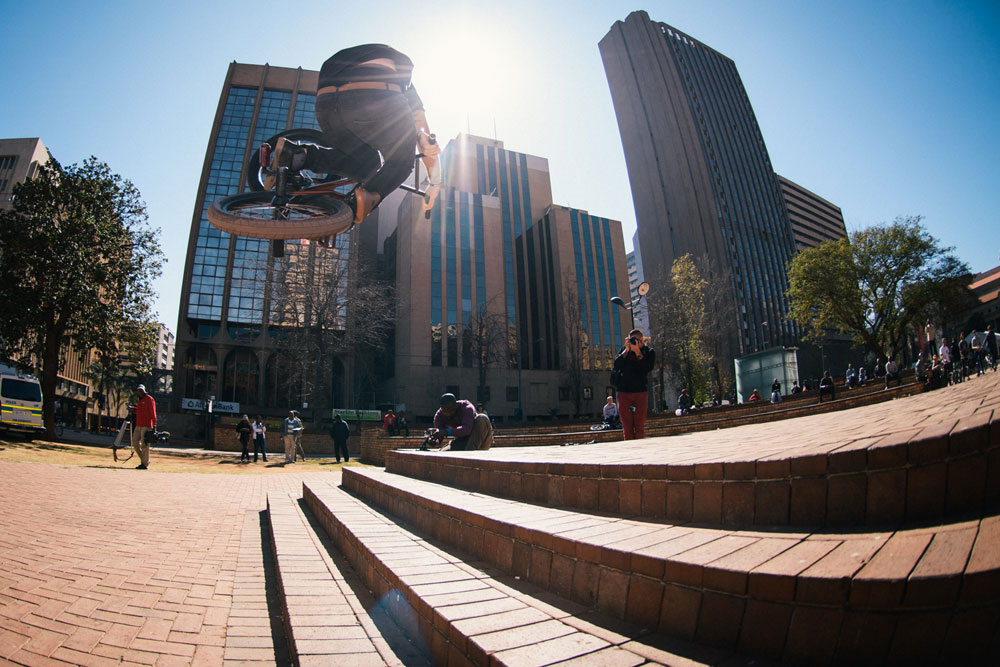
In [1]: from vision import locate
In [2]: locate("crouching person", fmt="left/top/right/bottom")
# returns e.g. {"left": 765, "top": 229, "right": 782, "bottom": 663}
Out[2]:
{"left": 430, "top": 393, "right": 493, "bottom": 451}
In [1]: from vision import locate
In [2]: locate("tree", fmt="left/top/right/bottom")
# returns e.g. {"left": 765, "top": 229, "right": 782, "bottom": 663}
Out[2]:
{"left": 656, "top": 254, "right": 712, "bottom": 405}
{"left": 0, "top": 157, "right": 163, "bottom": 436}
{"left": 786, "top": 216, "right": 973, "bottom": 361}
{"left": 560, "top": 273, "right": 587, "bottom": 418}
{"left": 267, "top": 239, "right": 394, "bottom": 412}
{"left": 82, "top": 321, "right": 158, "bottom": 431}
{"left": 465, "top": 300, "right": 508, "bottom": 407}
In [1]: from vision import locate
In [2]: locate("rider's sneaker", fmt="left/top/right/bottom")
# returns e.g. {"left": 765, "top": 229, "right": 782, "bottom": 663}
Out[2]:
{"left": 351, "top": 187, "right": 382, "bottom": 223}
{"left": 263, "top": 138, "right": 308, "bottom": 190}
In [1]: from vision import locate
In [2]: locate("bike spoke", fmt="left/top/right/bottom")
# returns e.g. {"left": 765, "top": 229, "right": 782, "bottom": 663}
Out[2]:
{"left": 229, "top": 201, "right": 336, "bottom": 220}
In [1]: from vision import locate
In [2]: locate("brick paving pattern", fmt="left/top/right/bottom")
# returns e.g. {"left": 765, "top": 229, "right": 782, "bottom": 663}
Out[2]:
{"left": 0, "top": 463, "right": 327, "bottom": 666}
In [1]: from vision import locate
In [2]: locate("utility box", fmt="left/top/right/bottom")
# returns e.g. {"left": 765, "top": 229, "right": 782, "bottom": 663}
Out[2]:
{"left": 734, "top": 347, "right": 800, "bottom": 403}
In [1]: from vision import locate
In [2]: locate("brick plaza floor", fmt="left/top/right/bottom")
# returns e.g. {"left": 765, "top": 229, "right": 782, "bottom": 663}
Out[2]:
{"left": 0, "top": 462, "right": 333, "bottom": 666}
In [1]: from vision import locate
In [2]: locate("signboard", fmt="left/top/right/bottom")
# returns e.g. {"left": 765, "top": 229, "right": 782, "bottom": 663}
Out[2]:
{"left": 182, "top": 398, "right": 239, "bottom": 414}
{"left": 213, "top": 401, "right": 241, "bottom": 415}
{"left": 332, "top": 408, "right": 382, "bottom": 421}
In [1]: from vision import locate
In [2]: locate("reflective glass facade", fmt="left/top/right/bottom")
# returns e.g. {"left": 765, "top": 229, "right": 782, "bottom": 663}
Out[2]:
{"left": 177, "top": 64, "right": 352, "bottom": 412}
{"left": 429, "top": 187, "right": 489, "bottom": 368}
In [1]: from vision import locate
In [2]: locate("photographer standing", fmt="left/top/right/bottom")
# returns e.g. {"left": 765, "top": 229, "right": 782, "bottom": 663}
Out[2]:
{"left": 613, "top": 329, "right": 655, "bottom": 440}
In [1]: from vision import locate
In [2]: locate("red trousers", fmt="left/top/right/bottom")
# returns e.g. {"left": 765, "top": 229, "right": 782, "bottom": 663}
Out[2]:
{"left": 617, "top": 391, "right": 648, "bottom": 440}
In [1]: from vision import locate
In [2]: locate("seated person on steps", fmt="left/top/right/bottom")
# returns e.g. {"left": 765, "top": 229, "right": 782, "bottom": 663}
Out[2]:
{"left": 428, "top": 393, "right": 493, "bottom": 452}
{"left": 267, "top": 44, "right": 441, "bottom": 224}
{"left": 818, "top": 370, "right": 836, "bottom": 402}
{"left": 602, "top": 396, "right": 621, "bottom": 428}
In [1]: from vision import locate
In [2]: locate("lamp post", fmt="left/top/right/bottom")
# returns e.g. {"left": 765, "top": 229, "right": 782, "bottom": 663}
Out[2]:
{"left": 610, "top": 281, "right": 650, "bottom": 332}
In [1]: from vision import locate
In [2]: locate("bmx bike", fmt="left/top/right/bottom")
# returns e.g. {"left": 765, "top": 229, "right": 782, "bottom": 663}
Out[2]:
{"left": 207, "top": 128, "right": 440, "bottom": 256}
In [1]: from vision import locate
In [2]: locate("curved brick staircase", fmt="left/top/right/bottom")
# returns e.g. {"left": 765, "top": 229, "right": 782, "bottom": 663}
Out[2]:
{"left": 268, "top": 372, "right": 1000, "bottom": 665}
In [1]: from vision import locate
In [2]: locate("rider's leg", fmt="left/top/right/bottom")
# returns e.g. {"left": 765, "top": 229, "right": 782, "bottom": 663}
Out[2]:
{"left": 316, "top": 90, "right": 416, "bottom": 221}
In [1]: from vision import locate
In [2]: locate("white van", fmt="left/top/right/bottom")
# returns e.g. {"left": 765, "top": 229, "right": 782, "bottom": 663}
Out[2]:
{"left": 0, "top": 370, "right": 44, "bottom": 434}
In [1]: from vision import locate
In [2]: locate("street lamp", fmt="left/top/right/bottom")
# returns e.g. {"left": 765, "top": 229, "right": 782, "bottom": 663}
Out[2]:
{"left": 610, "top": 281, "right": 650, "bottom": 331}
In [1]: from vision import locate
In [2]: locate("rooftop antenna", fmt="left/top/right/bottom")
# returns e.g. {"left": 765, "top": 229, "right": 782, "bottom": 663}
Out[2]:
{"left": 493, "top": 117, "right": 498, "bottom": 143}
{"left": 466, "top": 112, "right": 471, "bottom": 136}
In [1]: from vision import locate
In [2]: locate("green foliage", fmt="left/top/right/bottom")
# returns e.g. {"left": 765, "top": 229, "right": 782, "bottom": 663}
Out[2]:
{"left": 649, "top": 254, "right": 713, "bottom": 405}
{"left": 0, "top": 157, "right": 164, "bottom": 432}
{"left": 786, "top": 216, "right": 973, "bottom": 359}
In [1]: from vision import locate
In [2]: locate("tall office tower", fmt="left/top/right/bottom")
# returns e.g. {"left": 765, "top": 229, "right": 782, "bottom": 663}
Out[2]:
{"left": 600, "top": 11, "right": 799, "bottom": 357}
{"left": 175, "top": 63, "right": 377, "bottom": 418}
{"left": 386, "top": 134, "right": 630, "bottom": 419}
{"left": 776, "top": 174, "right": 847, "bottom": 251}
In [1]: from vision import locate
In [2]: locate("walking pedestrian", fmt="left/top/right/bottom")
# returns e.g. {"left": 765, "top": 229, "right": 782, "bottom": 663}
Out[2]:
{"left": 329, "top": 414, "right": 350, "bottom": 463}
{"left": 236, "top": 415, "right": 252, "bottom": 463}
{"left": 130, "top": 384, "right": 156, "bottom": 470}
{"left": 282, "top": 410, "right": 302, "bottom": 463}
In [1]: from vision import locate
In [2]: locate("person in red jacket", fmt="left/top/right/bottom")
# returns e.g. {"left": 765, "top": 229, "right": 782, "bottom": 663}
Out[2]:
{"left": 131, "top": 384, "right": 157, "bottom": 469}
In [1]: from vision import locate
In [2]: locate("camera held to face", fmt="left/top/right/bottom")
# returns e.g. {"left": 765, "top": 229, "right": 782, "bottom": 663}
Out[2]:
{"left": 629, "top": 336, "right": 639, "bottom": 346}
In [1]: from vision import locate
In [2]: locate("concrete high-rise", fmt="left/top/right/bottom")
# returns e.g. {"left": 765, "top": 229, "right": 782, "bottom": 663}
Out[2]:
{"left": 776, "top": 174, "right": 847, "bottom": 251}
{"left": 600, "top": 11, "right": 799, "bottom": 356}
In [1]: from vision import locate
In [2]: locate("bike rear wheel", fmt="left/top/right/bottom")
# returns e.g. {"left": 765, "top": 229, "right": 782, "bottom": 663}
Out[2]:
{"left": 207, "top": 192, "right": 354, "bottom": 240}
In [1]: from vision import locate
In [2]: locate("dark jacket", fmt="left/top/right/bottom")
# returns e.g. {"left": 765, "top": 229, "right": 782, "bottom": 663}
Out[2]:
{"left": 236, "top": 420, "right": 252, "bottom": 443}
{"left": 330, "top": 419, "right": 350, "bottom": 444}
{"left": 612, "top": 345, "right": 655, "bottom": 393}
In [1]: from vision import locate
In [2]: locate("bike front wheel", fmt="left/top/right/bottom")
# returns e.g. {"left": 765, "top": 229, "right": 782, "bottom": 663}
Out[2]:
{"left": 207, "top": 192, "right": 354, "bottom": 240}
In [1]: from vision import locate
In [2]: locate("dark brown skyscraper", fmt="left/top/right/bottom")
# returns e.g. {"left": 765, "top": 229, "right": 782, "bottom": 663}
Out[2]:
{"left": 600, "top": 11, "right": 798, "bottom": 356}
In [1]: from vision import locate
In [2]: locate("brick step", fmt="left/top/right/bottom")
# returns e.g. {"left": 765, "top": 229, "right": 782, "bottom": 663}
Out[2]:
{"left": 265, "top": 491, "right": 430, "bottom": 666}
{"left": 384, "top": 392, "right": 997, "bottom": 528}
{"left": 341, "top": 467, "right": 1000, "bottom": 663}
{"left": 301, "top": 479, "right": 743, "bottom": 666}
{"left": 364, "top": 380, "right": 926, "bottom": 465}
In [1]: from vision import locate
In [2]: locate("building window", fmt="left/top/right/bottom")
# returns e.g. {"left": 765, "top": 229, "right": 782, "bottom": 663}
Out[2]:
{"left": 222, "top": 348, "right": 259, "bottom": 405}
{"left": 506, "top": 386, "right": 519, "bottom": 402}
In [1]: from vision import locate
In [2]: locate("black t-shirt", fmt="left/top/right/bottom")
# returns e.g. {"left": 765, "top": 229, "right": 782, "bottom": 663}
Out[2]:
{"left": 318, "top": 44, "right": 423, "bottom": 110}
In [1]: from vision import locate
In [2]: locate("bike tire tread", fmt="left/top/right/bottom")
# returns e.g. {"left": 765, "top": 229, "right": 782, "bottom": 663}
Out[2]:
{"left": 207, "top": 193, "right": 354, "bottom": 240}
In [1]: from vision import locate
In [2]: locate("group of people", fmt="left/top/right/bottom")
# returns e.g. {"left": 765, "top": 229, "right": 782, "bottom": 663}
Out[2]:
{"left": 234, "top": 411, "right": 313, "bottom": 464}
{"left": 230, "top": 410, "right": 353, "bottom": 464}
{"left": 381, "top": 409, "right": 410, "bottom": 436}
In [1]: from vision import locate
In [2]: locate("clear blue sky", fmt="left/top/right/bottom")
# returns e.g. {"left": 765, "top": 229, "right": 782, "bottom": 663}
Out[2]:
{"left": 2, "top": 0, "right": 998, "bottom": 333}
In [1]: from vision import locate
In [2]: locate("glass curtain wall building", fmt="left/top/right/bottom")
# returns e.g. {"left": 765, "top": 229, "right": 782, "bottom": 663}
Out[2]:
{"left": 600, "top": 11, "right": 799, "bottom": 357}
{"left": 175, "top": 63, "right": 355, "bottom": 418}
{"left": 388, "top": 134, "right": 631, "bottom": 419}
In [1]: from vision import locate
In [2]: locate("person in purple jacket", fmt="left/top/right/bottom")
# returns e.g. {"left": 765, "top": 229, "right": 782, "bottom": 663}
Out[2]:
{"left": 429, "top": 393, "right": 493, "bottom": 451}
